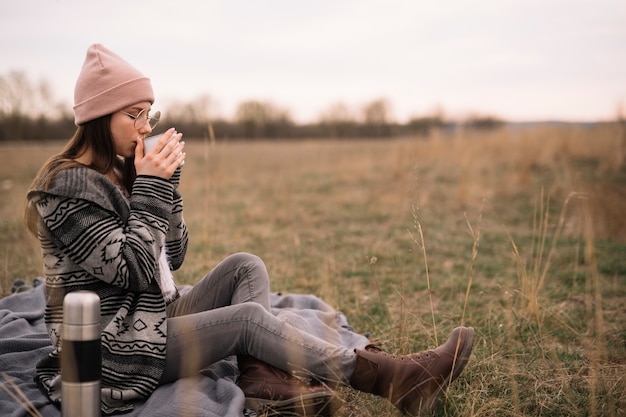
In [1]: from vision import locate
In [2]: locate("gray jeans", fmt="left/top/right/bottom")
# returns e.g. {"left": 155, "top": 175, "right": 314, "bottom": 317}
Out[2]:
{"left": 159, "top": 252, "right": 356, "bottom": 384}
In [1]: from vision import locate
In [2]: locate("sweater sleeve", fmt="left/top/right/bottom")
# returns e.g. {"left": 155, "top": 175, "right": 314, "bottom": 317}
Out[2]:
{"left": 165, "top": 187, "right": 188, "bottom": 271}
{"left": 32, "top": 175, "right": 177, "bottom": 292}
{"left": 161, "top": 167, "right": 187, "bottom": 270}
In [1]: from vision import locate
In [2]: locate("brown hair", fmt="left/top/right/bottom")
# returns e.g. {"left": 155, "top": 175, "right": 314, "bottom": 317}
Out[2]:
{"left": 25, "top": 114, "right": 136, "bottom": 234}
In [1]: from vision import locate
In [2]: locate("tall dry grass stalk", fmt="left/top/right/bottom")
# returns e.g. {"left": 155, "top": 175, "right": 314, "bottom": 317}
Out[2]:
{"left": 0, "top": 373, "right": 43, "bottom": 417}
{"left": 580, "top": 196, "right": 611, "bottom": 417}
{"left": 500, "top": 190, "right": 588, "bottom": 328}
{"left": 408, "top": 205, "right": 439, "bottom": 345}
{"left": 460, "top": 200, "right": 483, "bottom": 326}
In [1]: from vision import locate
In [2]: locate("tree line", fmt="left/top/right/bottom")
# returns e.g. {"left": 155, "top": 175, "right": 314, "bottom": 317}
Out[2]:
{"left": 0, "top": 71, "right": 505, "bottom": 142}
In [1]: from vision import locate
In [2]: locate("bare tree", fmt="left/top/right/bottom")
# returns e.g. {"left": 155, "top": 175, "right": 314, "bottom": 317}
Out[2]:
{"left": 318, "top": 101, "right": 356, "bottom": 138}
{"left": 0, "top": 71, "right": 70, "bottom": 140}
{"left": 0, "top": 71, "right": 37, "bottom": 140}
{"left": 408, "top": 106, "right": 447, "bottom": 136}
{"left": 362, "top": 98, "right": 392, "bottom": 137}
{"left": 161, "top": 94, "right": 220, "bottom": 139}
{"left": 235, "top": 100, "right": 292, "bottom": 139}
{"left": 165, "top": 94, "right": 216, "bottom": 124}
{"left": 0, "top": 71, "right": 33, "bottom": 116}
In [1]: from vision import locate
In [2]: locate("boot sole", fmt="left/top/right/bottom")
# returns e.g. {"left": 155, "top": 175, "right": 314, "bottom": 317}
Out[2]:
{"left": 424, "top": 327, "right": 475, "bottom": 413}
{"left": 244, "top": 391, "right": 341, "bottom": 417}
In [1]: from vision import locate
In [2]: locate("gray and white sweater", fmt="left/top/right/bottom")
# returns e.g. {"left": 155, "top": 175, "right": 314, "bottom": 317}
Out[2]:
{"left": 28, "top": 165, "right": 188, "bottom": 414}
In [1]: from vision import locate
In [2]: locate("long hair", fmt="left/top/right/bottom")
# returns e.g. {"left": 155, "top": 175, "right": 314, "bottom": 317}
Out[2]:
{"left": 25, "top": 114, "right": 136, "bottom": 235}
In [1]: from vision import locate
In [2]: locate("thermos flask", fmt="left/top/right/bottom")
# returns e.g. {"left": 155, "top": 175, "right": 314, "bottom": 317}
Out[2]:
{"left": 62, "top": 291, "right": 101, "bottom": 417}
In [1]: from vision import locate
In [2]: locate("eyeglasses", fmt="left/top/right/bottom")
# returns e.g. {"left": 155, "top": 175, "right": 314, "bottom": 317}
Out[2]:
{"left": 119, "top": 109, "right": 161, "bottom": 130}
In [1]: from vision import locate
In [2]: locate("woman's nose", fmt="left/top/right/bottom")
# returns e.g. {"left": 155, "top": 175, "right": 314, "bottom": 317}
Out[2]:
{"left": 139, "top": 123, "right": 153, "bottom": 135}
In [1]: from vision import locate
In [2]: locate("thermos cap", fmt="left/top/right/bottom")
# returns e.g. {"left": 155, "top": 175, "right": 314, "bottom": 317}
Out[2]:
{"left": 63, "top": 291, "right": 101, "bottom": 326}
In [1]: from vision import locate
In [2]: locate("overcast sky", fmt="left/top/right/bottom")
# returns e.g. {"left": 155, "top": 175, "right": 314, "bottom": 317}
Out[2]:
{"left": 1, "top": 0, "right": 625, "bottom": 123}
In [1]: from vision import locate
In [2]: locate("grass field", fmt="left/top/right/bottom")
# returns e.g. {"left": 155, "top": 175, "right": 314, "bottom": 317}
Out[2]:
{"left": 1, "top": 124, "right": 625, "bottom": 416}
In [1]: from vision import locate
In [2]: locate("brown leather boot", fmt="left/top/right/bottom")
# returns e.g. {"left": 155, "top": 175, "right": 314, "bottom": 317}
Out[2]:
{"left": 350, "top": 326, "right": 474, "bottom": 416}
{"left": 237, "top": 356, "right": 340, "bottom": 416}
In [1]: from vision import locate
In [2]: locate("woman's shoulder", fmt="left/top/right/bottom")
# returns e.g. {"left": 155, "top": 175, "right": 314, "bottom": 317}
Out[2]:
{"left": 29, "top": 166, "right": 125, "bottom": 212}
{"left": 43, "top": 166, "right": 111, "bottom": 195}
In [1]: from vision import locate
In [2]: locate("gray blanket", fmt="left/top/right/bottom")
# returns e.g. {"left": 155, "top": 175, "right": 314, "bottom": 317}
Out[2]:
{"left": 0, "top": 284, "right": 369, "bottom": 417}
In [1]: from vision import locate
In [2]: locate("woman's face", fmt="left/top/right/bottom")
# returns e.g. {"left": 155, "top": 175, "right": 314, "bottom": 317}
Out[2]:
{"left": 110, "top": 101, "right": 154, "bottom": 158}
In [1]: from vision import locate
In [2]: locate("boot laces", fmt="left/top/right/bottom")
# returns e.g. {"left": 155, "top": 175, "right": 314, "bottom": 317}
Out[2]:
{"left": 364, "top": 343, "right": 433, "bottom": 361}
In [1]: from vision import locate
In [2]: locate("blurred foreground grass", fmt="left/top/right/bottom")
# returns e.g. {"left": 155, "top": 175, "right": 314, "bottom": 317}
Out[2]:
{"left": 1, "top": 125, "right": 625, "bottom": 416}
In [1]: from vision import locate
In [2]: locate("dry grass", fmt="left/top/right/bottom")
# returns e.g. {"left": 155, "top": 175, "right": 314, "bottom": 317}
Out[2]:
{"left": 1, "top": 123, "right": 625, "bottom": 416}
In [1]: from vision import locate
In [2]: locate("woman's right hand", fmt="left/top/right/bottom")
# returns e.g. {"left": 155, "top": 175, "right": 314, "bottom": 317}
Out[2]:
{"left": 134, "top": 128, "right": 186, "bottom": 179}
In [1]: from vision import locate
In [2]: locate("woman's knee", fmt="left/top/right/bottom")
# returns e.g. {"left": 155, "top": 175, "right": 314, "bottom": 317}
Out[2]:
{"left": 230, "top": 252, "right": 265, "bottom": 268}
{"left": 232, "top": 301, "right": 271, "bottom": 324}
{"left": 231, "top": 252, "right": 269, "bottom": 284}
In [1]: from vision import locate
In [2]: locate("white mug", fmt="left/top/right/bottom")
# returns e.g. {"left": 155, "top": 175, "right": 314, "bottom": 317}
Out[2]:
{"left": 143, "top": 133, "right": 185, "bottom": 166}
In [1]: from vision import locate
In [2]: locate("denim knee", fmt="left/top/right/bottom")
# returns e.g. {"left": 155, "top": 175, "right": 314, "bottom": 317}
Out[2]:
{"left": 231, "top": 252, "right": 270, "bottom": 288}
{"left": 233, "top": 301, "right": 269, "bottom": 322}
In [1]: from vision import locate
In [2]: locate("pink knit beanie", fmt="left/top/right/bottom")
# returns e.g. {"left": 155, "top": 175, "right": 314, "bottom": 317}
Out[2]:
{"left": 73, "top": 44, "right": 154, "bottom": 125}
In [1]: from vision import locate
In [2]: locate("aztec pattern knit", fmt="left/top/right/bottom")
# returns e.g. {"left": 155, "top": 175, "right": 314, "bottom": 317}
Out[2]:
{"left": 27, "top": 165, "right": 188, "bottom": 414}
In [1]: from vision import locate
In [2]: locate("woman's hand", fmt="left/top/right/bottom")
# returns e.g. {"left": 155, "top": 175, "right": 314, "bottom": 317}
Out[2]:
{"left": 135, "top": 128, "right": 186, "bottom": 179}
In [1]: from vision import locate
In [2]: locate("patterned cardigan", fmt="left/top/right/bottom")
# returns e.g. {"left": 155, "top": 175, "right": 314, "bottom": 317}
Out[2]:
{"left": 27, "top": 165, "right": 188, "bottom": 414}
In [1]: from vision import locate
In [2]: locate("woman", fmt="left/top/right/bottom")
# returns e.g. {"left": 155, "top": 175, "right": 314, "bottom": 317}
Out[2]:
{"left": 26, "top": 44, "right": 474, "bottom": 416}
